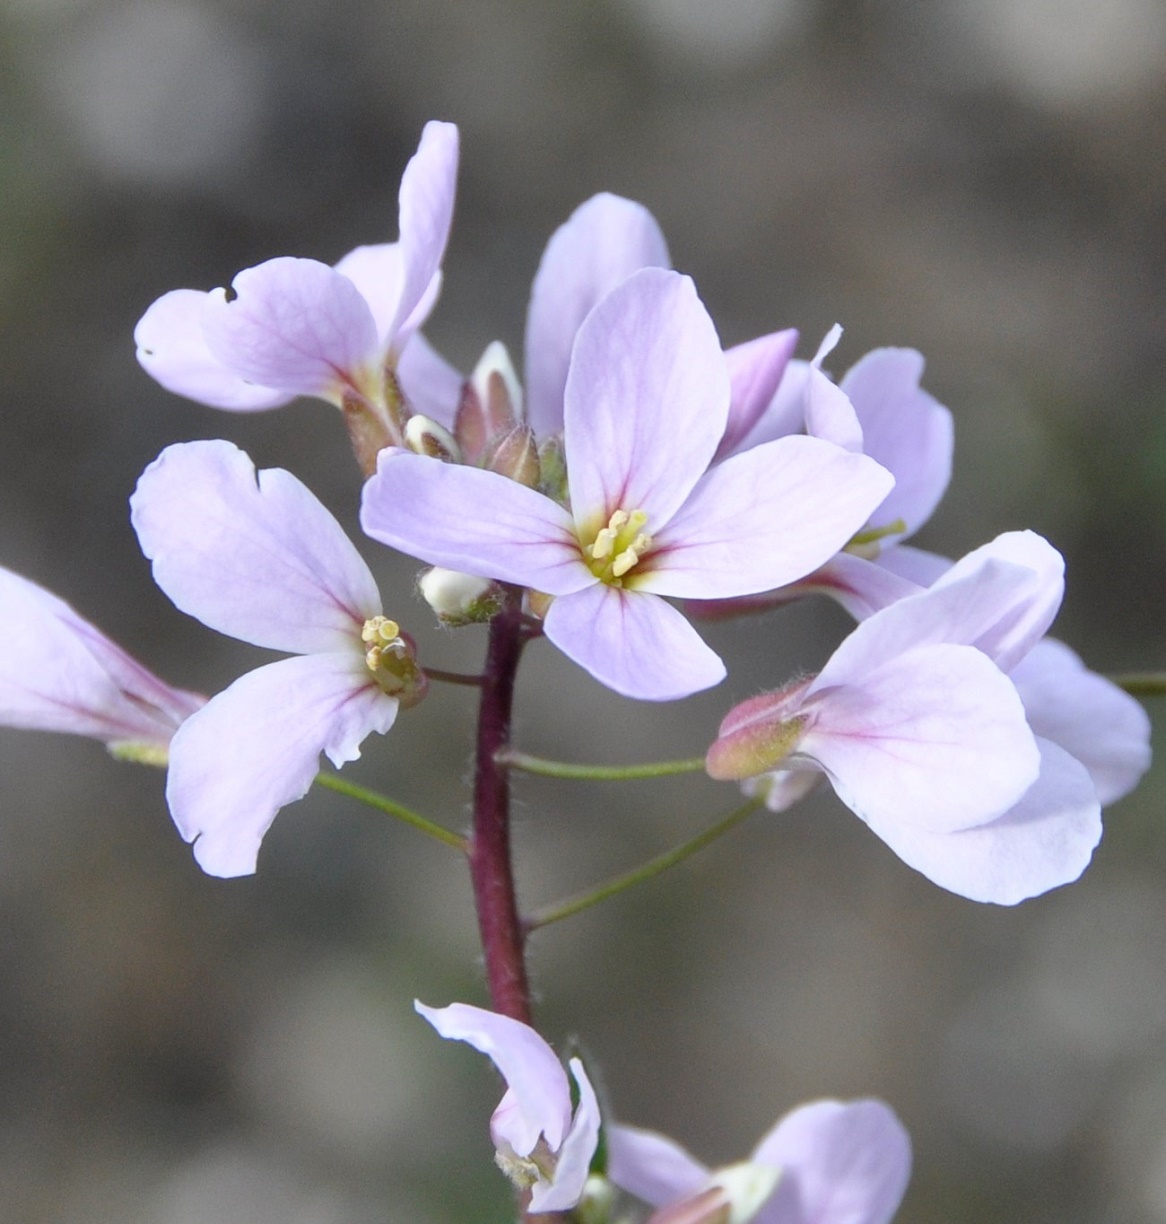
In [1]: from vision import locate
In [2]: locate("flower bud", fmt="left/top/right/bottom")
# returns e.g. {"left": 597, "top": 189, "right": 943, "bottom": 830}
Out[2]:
{"left": 405, "top": 413, "right": 462, "bottom": 463}
{"left": 455, "top": 340, "right": 521, "bottom": 462}
{"left": 705, "top": 678, "right": 813, "bottom": 781}
{"left": 487, "top": 424, "right": 540, "bottom": 487}
{"left": 537, "top": 433, "right": 569, "bottom": 502}
{"left": 419, "top": 567, "right": 503, "bottom": 626}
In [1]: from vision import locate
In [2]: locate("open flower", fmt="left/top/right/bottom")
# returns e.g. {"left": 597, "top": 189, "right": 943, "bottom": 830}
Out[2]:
{"left": 134, "top": 121, "right": 460, "bottom": 465}
{"left": 131, "top": 440, "right": 424, "bottom": 876}
{"left": 362, "top": 268, "right": 892, "bottom": 700}
{"left": 608, "top": 1098, "right": 911, "bottom": 1224}
{"left": 708, "top": 532, "right": 1105, "bottom": 903}
{"left": 0, "top": 565, "right": 203, "bottom": 761}
{"left": 416, "top": 1000, "right": 601, "bottom": 1214}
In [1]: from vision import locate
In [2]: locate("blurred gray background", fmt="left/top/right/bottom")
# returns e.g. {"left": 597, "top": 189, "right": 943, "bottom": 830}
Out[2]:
{"left": 1, "top": 0, "right": 1165, "bottom": 1220}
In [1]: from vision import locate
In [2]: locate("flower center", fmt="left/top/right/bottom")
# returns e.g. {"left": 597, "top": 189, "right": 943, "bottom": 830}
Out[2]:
{"left": 361, "top": 616, "right": 427, "bottom": 707}
{"left": 583, "top": 508, "right": 652, "bottom": 586}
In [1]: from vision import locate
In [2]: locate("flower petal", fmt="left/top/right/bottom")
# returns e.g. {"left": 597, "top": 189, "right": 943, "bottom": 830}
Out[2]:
{"left": 135, "top": 289, "right": 292, "bottom": 411}
{"left": 866, "top": 737, "right": 1102, "bottom": 904}
{"left": 132, "top": 440, "right": 381, "bottom": 653}
{"left": 802, "top": 643, "right": 1040, "bottom": 834}
{"left": 333, "top": 241, "right": 406, "bottom": 343}
{"left": 391, "top": 120, "right": 459, "bottom": 346}
{"left": 396, "top": 331, "right": 465, "bottom": 428}
{"left": 0, "top": 567, "right": 201, "bottom": 747}
{"left": 930, "top": 530, "right": 1064, "bottom": 671}
{"left": 564, "top": 269, "right": 728, "bottom": 530}
{"left": 525, "top": 192, "right": 670, "bottom": 438}
{"left": 643, "top": 437, "right": 894, "bottom": 600}
{"left": 790, "top": 553, "right": 924, "bottom": 622}
{"left": 166, "top": 653, "right": 397, "bottom": 877}
{"left": 201, "top": 257, "right": 380, "bottom": 397}
{"left": 607, "top": 1125, "right": 710, "bottom": 1208}
{"left": 840, "top": 348, "right": 953, "bottom": 538}
{"left": 814, "top": 533, "right": 1061, "bottom": 689}
{"left": 751, "top": 1100, "right": 911, "bottom": 1224}
{"left": 1010, "top": 638, "right": 1152, "bottom": 804}
{"left": 529, "top": 1058, "right": 603, "bottom": 1213}
{"left": 717, "top": 329, "right": 800, "bottom": 459}
{"left": 544, "top": 584, "right": 725, "bottom": 701}
{"left": 729, "top": 359, "right": 811, "bottom": 454}
{"left": 414, "top": 1001, "right": 572, "bottom": 1155}
{"left": 361, "top": 449, "right": 590, "bottom": 595}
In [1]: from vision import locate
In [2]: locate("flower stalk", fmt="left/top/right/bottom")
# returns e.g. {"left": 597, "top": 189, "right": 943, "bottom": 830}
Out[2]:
{"left": 470, "top": 593, "right": 534, "bottom": 1024}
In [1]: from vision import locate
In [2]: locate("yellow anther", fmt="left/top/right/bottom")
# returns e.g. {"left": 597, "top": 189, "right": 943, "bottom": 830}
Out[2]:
{"left": 582, "top": 507, "right": 653, "bottom": 584}
{"left": 361, "top": 616, "right": 401, "bottom": 645}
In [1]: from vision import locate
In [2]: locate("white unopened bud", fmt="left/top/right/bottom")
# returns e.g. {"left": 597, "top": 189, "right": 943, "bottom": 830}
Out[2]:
{"left": 419, "top": 567, "right": 502, "bottom": 626}
{"left": 471, "top": 340, "right": 524, "bottom": 425}
{"left": 405, "top": 414, "right": 461, "bottom": 462}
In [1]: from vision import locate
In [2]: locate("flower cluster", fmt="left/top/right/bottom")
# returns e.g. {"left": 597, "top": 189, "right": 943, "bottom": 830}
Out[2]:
{"left": 0, "top": 118, "right": 1154, "bottom": 1221}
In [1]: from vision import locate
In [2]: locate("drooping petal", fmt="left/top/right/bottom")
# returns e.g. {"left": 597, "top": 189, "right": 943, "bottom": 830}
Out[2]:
{"left": 525, "top": 192, "right": 670, "bottom": 438}
{"left": 201, "top": 257, "right": 381, "bottom": 398}
{"left": 840, "top": 348, "right": 953, "bottom": 538}
{"left": 801, "top": 643, "right": 1040, "bottom": 834}
{"left": 134, "top": 290, "right": 293, "bottom": 411}
{"left": 166, "top": 653, "right": 397, "bottom": 877}
{"left": 0, "top": 567, "right": 202, "bottom": 748}
{"left": 391, "top": 120, "right": 459, "bottom": 347}
{"left": 564, "top": 269, "right": 729, "bottom": 532}
{"left": 607, "top": 1125, "right": 710, "bottom": 1208}
{"left": 529, "top": 1059, "right": 603, "bottom": 1213}
{"left": 543, "top": 584, "right": 725, "bottom": 701}
{"left": 929, "top": 531, "right": 1064, "bottom": 671}
{"left": 361, "top": 450, "right": 590, "bottom": 595}
{"left": 866, "top": 738, "right": 1102, "bottom": 904}
{"left": 814, "top": 535, "right": 1061, "bottom": 689}
{"left": 717, "top": 328, "right": 799, "bottom": 458}
{"left": 414, "top": 1001, "right": 572, "bottom": 1156}
{"left": 396, "top": 331, "right": 465, "bottom": 428}
{"left": 132, "top": 440, "right": 381, "bottom": 654}
{"left": 1010, "top": 638, "right": 1152, "bottom": 804}
{"left": 751, "top": 1100, "right": 911, "bottom": 1224}
{"left": 642, "top": 437, "right": 894, "bottom": 600}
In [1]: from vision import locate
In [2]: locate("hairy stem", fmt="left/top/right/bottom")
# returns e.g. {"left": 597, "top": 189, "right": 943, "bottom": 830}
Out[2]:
{"left": 470, "top": 596, "right": 533, "bottom": 1024}
{"left": 525, "top": 796, "right": 764, "bottom": 931}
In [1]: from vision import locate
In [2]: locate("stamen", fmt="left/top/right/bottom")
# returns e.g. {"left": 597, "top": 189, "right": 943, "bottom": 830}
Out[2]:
{"left": 582, "top": 508, "right": 653, "bottom": 584}
{"left": 360, "top": 616, "right": 428, "bottom": 707}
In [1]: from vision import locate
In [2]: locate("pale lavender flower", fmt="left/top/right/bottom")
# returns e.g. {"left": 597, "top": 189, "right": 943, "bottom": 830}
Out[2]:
{"left": 708, "top": 531, "right": 1105, "bottom": 904}
{"left": 134, "top": 121, "right": 460, "bottom": 422}
{"left": 796, "top": 539, "right": 1152, "bottom": 808}
{"left": 0, "top": 566, "right": 203, "bottom": 761}
{"left": 362, "top": 268, "right": 893, "bottom": 701}
{"left": 131, "top": 440, "right": 424, "bottom": 877}
{"left": 416, "top": 1000, "right": 601, "bottom": 1214}
{"left": 447, "top": 191, "right": 796, "bottom": 453}
{"left": 608, "top": 1098, "right": 911, "bottom": 1224}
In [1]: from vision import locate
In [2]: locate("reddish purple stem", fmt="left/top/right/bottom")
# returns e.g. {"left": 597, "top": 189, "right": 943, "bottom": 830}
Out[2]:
{"left": 469, "top": 596, "right": 533, "bottom": 1025}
